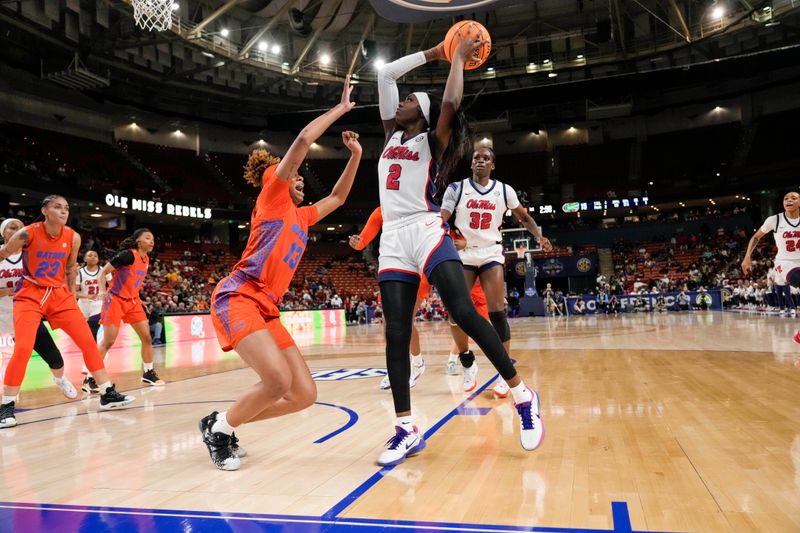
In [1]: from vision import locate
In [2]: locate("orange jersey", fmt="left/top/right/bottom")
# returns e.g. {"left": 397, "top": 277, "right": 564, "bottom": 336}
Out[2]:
{"left": 229, "top": 164, "right": 318, "bottom": 302}
{"left": 108, "top": 249, "right": 149, "bottom": 299}
{"left": 21, "top": 223, "right": 74, "bottom": 288}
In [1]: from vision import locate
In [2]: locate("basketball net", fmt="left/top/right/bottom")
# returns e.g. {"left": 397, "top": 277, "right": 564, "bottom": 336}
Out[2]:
{"left": 133, "top": 0, "right": 173, "bottom": 32}
{"left": 515, "top": 246, "right": 527, "bottom": 260}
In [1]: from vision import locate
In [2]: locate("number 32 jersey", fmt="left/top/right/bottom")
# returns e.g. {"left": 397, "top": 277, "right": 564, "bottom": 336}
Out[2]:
{"left": 21, "top": 223, "right": 74, "bottom": 288}
{"left": 378, "top": 130, "right": 439, "bottom": 224}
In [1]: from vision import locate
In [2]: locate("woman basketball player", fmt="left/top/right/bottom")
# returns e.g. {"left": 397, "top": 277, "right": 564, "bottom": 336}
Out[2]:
{"left": 0, "top": 196, "right": 134, "bottom": 428}
{"left": 0, "top": 218, "right": 77, "bottom": 417}
{"left": 441, "top": 146, "right": 552, "bottom": 397}
{"left": 199, "top": 78, "right": 361, "bottom": 471}
{"left": 76, "top": 250, "right": 111, "bottom": 393}
{"left": 95, "top": 229, "right": 163, "bottom": 387}
{"left": 742, "top": 190, "right": 800, "bottom": 340}
{"left": 375, "top": 24, "right": 543, "bottom": 466}
{"left": 349, "top": 207, "right": 426, "bottom": 390}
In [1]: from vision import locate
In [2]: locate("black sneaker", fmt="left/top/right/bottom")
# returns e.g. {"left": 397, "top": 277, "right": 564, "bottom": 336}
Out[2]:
{"left": 99, "top": 384, "right": 135, "bottom": 410}
{"left": 198, "top": 412, "right": 241, "bottom": 471}
{"left": 230, "top": 432, "right": 247, "bottom": 458}
{"left": 0, "top": 401, "right": 16, "bottom": 429}
{"left": 142, "top": 369, "right": 165, "bottom": 386}
{"left": 82, "top": 376, "right": 99, "bottom": 394}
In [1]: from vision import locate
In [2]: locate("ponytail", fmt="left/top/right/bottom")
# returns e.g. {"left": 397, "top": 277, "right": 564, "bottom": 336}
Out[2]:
{"left": 424, "top": 94, "right": 473, "bottom": 187}
{"left": 120, "top": 228, "right": 151, "bottom": 252}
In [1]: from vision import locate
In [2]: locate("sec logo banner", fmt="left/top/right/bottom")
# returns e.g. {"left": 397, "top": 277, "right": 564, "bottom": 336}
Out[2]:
{"left": 368, "top": 0, "right": 522, "bottom": 22}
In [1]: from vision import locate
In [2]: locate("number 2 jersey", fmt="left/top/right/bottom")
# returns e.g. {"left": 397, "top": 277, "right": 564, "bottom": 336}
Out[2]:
{"left": 228, "top": 163, "right": 318, "bottom": 302}
{"left": 21, "top": 223, "right": 74, "bottom": 287}
{"left": 378, "top": 130, "right": 439, "bottom": 225}
{"left": 760, "top": 213, "right": 800, "bottom": 261}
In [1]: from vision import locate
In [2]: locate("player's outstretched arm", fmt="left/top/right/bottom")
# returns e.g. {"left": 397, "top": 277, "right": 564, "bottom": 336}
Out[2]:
{"left": 378, "top": 45, "right": 446, "bottom": 139}
{"left": 314, "top": 131, "right": 363, "bottom": 221}
{"left": 435, "top": 23, "right": 487, "bottom": 160}
{"left": 741, "top": 229, "right": 766, "bottom": 275}
{"left": 511, "top": 205, "right": 552, "bottom": 252}
{"left": 349, "top": 207, "right": 383, "bottom": 251}
{"left": 276, "top": 76, "right": 355, "bottom": 182}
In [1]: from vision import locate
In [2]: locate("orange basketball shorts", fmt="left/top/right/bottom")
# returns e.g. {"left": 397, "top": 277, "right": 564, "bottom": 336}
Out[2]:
{"left": 471, "top": 285, "right": 490, "bottom": 320}
{"left": 211, "top": 274, "right": 295, "bottom": 352}
{"left": 100, "top": 294, "right": 147, "bottom": 326}
{"left": 417, "top": 278, "right": 431, "bottom": 301}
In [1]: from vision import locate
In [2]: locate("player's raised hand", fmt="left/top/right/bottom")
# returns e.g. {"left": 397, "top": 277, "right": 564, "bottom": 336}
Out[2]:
{"left": 538, "top": 236, "right": 553, "bottom": 252}
{"left": 340, "top": 75, "right": 355, "bottom": 111}
{"left": 454, "top": 23, "right": 488, "bottom": 63}
{"left": 348, "top": 235, "right": 362, "bottom": 250}
{"left": 342, "top": 130, "right": 362, "bottom": 154}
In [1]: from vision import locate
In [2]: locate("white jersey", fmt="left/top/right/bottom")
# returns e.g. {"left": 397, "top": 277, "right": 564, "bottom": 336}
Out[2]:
{"left": 443, "top": 178, "right": 520, "bottom": 249}
{"left": 760, "top": 213, "right": 800, "bottom": 261}
{"left": 0, "top": 252, "right": 23, "bottom": 333}
{"left": 378, "top": 130, "right": 439, "bottom": 225}
{"left": 76, "top": 266, "right": 111, "bottom": 318}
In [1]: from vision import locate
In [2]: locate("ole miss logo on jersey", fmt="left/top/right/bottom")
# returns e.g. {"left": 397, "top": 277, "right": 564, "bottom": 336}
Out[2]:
{"left": 382, "top": 146, "right": 420, "bottom": 161}
{"left": 466, "top": 199, "right": 497, "bottom": 211}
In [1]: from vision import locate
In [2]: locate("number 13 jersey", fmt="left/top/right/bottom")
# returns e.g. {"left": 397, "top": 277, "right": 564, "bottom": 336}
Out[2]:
{"left": 378, "top": 130, "right": 439, "bottom": 224}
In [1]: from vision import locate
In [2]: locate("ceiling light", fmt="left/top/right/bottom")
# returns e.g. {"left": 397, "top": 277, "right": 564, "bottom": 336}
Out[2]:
{"left": 648, "top": 181, "right": 654, "bottom": 185}
{"left": 374, "top": 58, "right": 385, "bottom": 70}
{"left": 237, "top": 224, "right": 246, "bottom": 229}
{"left": 711, "top": 6, "right": 725, "bottom": 19}
{"left": 543, "top": 59, "right": 551, "bottom": 64}
{"left": 282, "top": 61, "right": 289, "bottom": 67}
{"left": 548, "top": 72, "right": 557, "bottom": 78}
{"left": 327, "top": 227, "right": 335, "bottom": 231}
{"left": 202, "top": 51, "right": 214, "bottom": 58}
{"left": 90, "top": 213, "right": 102, "bottom": 218}
{"left": 220, "top": 28, "right": 229, "bottom": 37}
{"left": 320, "top": 53, "right": 331, "bottom": 65}
{"left": 271, "top": 44, "right": 281, "bottom": 54}
{"left": 171, "top": 2, "right": 179, "bottom": 10}
{"left": 486, "top": 67, "right": 494, "bottom": 72}
{"left": 576, "top": 54, "right": 584, "bottom": 59}
{"left": 258, "top": 41, "right": 267, "bottom": 51}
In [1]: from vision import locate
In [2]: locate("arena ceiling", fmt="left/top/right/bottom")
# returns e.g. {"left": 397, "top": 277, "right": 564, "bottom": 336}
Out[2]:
{"left": 1, "top": 0, "right": 799, "bottom": 128}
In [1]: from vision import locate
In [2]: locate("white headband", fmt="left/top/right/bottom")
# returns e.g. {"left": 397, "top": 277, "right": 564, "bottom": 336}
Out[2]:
{"left": 0, "top": 218, "right": 22, "bottom": 238}
{"left": 412, "top": 92, "right": 431, "bottom": 126}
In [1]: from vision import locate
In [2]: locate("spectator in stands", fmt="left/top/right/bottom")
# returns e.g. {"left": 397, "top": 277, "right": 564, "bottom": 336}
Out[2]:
{"left": 607, "top": 296, "right": 621, "bottom": 315}
{"left": 573, "top": 297, "right": 586, "bottom": 315}
{"left": 508, "top": 288, "right": 520, "bottom": 318}
{"left": 330, "top": 294, "right": 343, "bottom": 309}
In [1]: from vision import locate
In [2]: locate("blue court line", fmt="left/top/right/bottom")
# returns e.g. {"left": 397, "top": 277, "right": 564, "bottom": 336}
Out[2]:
{"left": 14, "top": 400, "right": 358, "bottom": 444}
{"left": 313, "top": 402, "right": 359, "bottom": 443}
{"left": 611, "top": 502, "right": 632, "bottom": 532}
{"left": 0, "top": 501, "right": 684, "bottom": 533}
{"left": 321, "top": 373, "right": 501, "bottom": 519}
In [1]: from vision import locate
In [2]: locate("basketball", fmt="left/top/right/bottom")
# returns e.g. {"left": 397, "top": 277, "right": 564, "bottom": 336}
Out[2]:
{"left": 443, "top": 20, "right": 492, "bottom": 70}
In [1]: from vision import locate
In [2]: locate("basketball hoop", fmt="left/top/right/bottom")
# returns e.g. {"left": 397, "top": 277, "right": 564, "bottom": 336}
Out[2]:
{"left": 515, "top": 246, "right": 527, "bottom": 260}
{"left": 133, "top": 0, "right": 173, "bottom": 32}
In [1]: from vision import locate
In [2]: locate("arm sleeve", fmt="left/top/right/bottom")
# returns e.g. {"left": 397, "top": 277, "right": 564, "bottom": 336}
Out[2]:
{"left": 355, "top": 208, "right": 384, "bottom": 250}
{"left": 505, "top": 185, "right": 520, "bottom": 210}
{"left": 759, "top": 216, "right": 776, "bottom": 233}
{"left": 440, "top": 183, "right": 460, "bottom": 213}
{"left": 378, "top": 52, "right": 427, "bottom": 121}
{"left": 110, "top": 250, "right": 135, "bottom": 268}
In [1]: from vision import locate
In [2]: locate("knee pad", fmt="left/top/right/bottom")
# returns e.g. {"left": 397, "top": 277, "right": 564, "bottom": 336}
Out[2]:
{"left": 488, "top": 311, "right": 510, "bottom": 343}
{"left": 788, "top": 268, "right": 800, "bottom": 288}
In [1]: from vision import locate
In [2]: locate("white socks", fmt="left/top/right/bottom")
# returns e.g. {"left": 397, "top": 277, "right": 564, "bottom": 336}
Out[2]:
{"left": 98, "top": 381, "right": 113, "bottom": 394}
{"left": 212, "top": 411, "right": 235, "bottom": 435}
{"left": 143, "top": 362, "right": 154, "bottom": 371}
{"left": 397, "top": 415, "right": 415, "bottom": 432}
{"left": 2, "top": 395, "right": 14, "bottom": 405}
{"left": 510, "top": 382, "right": 533, "bottom": 404}
{"left": 447, "top": 352, "right": 459, "bottom": 363}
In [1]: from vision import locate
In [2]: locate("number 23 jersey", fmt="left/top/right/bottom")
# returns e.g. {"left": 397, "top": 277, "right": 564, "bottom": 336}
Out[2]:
{"left": 21, "top": 223, "right": 74, "bottom": 287}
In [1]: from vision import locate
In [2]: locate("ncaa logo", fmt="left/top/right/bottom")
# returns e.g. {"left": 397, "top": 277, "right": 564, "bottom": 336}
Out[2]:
{"left": 576, "top": 257, "right": 592, "bottom": 273}
{"left": 515, "top": 261, "right": 526, "bottom": 277}
{"left": 191, "top": 315, "right": 204, "bottom": 337}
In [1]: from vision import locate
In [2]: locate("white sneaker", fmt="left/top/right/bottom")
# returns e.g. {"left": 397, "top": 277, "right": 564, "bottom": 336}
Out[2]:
{"left": 492, "top": 378, "right": 510, "bottom": 398}
{"left": 463, "top": 362, "right": 478, "bottom": 393}
{"left": 446, "top": 359, "right": 460, "bottom": 375}
{"left": 53, "top": 377, "right": 78, "bottom": 400}
{"left": 515, "top": 388, "right": 544, "bottom": 451}
{"left": 379, "top": 375, "right": 391, "bottom": 390}
{"left": 409, "top": 357, "right": 425, "bottom": 387}
{"left": 377, "top": 425, "right": 426, "bottom": 466}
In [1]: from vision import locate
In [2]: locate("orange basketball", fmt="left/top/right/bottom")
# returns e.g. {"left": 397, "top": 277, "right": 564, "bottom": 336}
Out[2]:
{"left": 443, "top": 20, "right": 492, "bottom": 71}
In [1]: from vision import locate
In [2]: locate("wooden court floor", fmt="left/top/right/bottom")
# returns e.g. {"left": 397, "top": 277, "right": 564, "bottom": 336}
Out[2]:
{"left": 1, "top": 313, "right": 799, "bottom": 533}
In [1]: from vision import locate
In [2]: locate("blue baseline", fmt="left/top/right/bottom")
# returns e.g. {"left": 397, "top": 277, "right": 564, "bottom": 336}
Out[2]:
{"left": 0, "top": 501, "right": 685, "bottom": 533}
